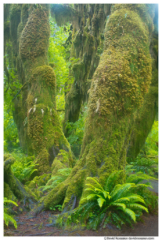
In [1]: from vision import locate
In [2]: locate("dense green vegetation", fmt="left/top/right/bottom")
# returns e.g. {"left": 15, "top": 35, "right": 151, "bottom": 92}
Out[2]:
{"left": 4, "top": 4, "right": 158, "bottom": 231}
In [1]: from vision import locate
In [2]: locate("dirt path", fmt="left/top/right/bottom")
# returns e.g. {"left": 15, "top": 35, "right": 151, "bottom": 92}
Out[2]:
{"left": 4, "top": 210, "right": 158, "bottom": 237}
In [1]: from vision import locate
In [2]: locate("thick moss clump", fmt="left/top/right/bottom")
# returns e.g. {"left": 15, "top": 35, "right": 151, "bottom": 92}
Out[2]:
{"left": 19, "top": 7, "right": 50, "bottom": 63}
{"left": 26, "top": 173, "right": 51, "bottom": 200}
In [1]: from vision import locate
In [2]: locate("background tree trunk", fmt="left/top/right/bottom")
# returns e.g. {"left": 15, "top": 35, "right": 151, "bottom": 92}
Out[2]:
{"left": 51, "top": 4, "right": 111, "bottom": 136}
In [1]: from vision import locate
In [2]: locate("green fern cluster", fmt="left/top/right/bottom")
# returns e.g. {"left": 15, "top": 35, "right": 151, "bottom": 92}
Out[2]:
{"left": 58, "top": 171, "right": 149, "bottom": 230}
{"left": 4, "top": 197, "right": 18, "bottom": 229}
{"left": 127, "top": 156, "right": 158, "bottom": 177}
{"left": 42, "top": 168, "right": 72, "bottom": 192}
{"left": 11, "top": 150, "right": 38, "bottom": 184}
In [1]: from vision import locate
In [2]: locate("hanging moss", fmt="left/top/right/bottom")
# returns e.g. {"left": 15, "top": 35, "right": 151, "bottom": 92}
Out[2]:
{"left": 4, "top": 21, "right": 10, "bottom": 43}
{"left": 9, "top": 4, "right": 21, "bottom": 56}
{"left": 50, "top": 4, "right": 78, "bottom": 27}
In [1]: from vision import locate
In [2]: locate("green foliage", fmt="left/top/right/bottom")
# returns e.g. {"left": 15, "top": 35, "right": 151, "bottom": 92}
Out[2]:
{"left": 4, "top": 103, "right": 19, "bottom": 152}
{"left": 4, "top": 65, "right": 22, "bottom": 112}
{"left": 66, "top": 105, "right": 87, "bottom": 157}
{"left": 127, "top": 156, "right": 158, "bottom": 176}
{"left": 49, "top": 204, "right": 62, "bottom": 212}
{"left": 48, "top": 18, "right": 73, "bottom": 122}
{"left": 57, "top": 171, "right": 149, "bottom": 230}
{"left": 48, "top": 19, "right": 72, "bottom": 94}
{"left": 4, "top": 197, "right": 18, "bottom": 229}
{"left": 42, "top": 168, "right": 72, "bottom": 192}
{"left": 145, "top": 120, "right": 158, "bottom": 156}
{"left": 11, "top": 149, "right": 38, "bottom": 184}
{"left": 127, "top": 120, "right": 158, "bottom": 177}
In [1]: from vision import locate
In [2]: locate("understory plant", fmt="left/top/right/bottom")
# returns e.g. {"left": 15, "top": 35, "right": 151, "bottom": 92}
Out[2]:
{"left": 11, "top": 149, "right": 38, "bottom": 184}
{"left": 126, "top": 154, "right": 158, "bottom": 177}
{"left": 56, "top": 171, "right": 150, "bottom": 230}
{"left": 4, "top": 197, "right": 18, "bottom": 229}
{"left": 42, "top": 168, "right": 72, "bottom": 192}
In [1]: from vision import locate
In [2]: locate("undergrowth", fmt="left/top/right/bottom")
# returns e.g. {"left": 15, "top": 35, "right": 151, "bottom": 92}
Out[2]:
{"left": 4, "top": 197, "right": 18, "bottom": 229}
{"left": 55, "top": 170, "right": 157, "bottom": 230}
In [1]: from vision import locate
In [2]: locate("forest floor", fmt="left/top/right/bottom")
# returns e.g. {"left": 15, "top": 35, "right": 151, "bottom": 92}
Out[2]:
{"left": 4, "top": 208, "right": 158, "bottom": 237}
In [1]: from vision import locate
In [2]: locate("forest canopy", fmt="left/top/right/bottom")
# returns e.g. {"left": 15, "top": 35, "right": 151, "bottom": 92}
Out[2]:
{"left": 4, "top": 3, "right": 158, "bottom": 231}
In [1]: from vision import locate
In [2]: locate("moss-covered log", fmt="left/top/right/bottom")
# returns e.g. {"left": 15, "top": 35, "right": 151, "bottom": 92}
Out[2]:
{"left": 31, "top": 4, "right": 154, "bottom": 215}
{"left": 4, "top": 153, "right": 36, "bottom": 208}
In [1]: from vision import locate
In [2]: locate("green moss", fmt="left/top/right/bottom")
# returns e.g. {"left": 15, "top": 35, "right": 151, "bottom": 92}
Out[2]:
{"left": 19, "top": 7, "right": 50, "bottom": 62}
{"left": 51, "top": 150, "right": 74, "bottom": 176}
{"left": 26, "top": 173, "right": 51, "bottom": 200}
{"left": 4, "top": 182, "right": 17, "bottom": 202}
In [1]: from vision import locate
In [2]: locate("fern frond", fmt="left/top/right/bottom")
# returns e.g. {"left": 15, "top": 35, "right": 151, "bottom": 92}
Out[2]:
{"left": 90, "top": 212, "right": 106, "bottom": 230}
{"left": 111, "top": 212, "right": 125, "bottom": 229}
{"left": 104, "top": 170, "right": 123, "bottom": 192}
{"left": 125, "top": 194, "right": 146, "bottom": 204}
{"left": 114, "top": 197, "right": 130, "bottom": 203}
{"left": 4, "top": 198, "right": 18, "bottom": 206}
{"left": 87, "top": 194, "right": 97, "bottom": 201}
{"left": 123, "top": 208, "right": 136, "bottom": 222}
{"left": 110, "top": 202, "right": 126, "bottom": 211}
{"left": 117, "top": 210, "right": 133, "bottom": 227}
{"left": 111, "top": 183, "right": 135, "bottom": 200}
{"left": 86, "top": 177, "right": 104, "bottom": 190}
{"left": 127, "top": 203, "right": 148, "bottom": 213}
{"left": 97, "top": 197, "right": 106, "bottom": 208}
{"left": 4, "top": 212, "right": 17, "bottom": 229}
{"left": 81, "top": 202, "right": 96, "bottom": 220}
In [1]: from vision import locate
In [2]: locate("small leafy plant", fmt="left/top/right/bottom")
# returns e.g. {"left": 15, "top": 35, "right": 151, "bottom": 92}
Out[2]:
{"left": 58, "top": 171, "right": 149, "bottom": 230}
{"left": 49, "top": 204, "right": 62, "bottom": 212}
{"left": 4, "top": 197, "right": 18, "bottom": 229}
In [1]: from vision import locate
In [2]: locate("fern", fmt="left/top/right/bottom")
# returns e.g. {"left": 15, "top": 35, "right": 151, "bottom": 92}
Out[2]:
{"left": 104, "top": 170, "right": 123, "bottom": 192}
{"left": 4, "top": 212, "right": 17, "bottom": 229}
{"left": 4, "top": 197, "right": 18, "bottom": 229}
{"left": 42, "top": 168, "right": 72, "bottom": 191}
{"left": 66, "top": 171, "right": 149, "bottom": 230}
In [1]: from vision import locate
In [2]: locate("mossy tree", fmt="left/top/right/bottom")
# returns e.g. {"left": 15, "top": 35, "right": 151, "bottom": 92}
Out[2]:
{"left": 51, "top": 4, "right": 111, "bottom": 136}
{"left": 28, "top": 4, "right": 156, "bottom": 214}
{"left": 4, "top": 4, "right": 74, "bottom": 177}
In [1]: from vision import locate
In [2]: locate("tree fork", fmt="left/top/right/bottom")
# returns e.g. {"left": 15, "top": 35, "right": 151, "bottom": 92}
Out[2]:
{"left": 31, "top": 4, "right": 154, "bottom": 215}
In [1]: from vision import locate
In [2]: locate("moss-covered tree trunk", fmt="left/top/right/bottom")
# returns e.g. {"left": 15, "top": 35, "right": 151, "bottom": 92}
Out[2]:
{"left": 127, "top": 10, "right": 158, "bottom": 162}
{"left": 31, "top": 4, "right": 154, "bottom": 215}
{"left": 51, "top": 4, "right": 111, "bottom": 136}
{"left": 4, "top": 4, "right": 74, "bottom": 175}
